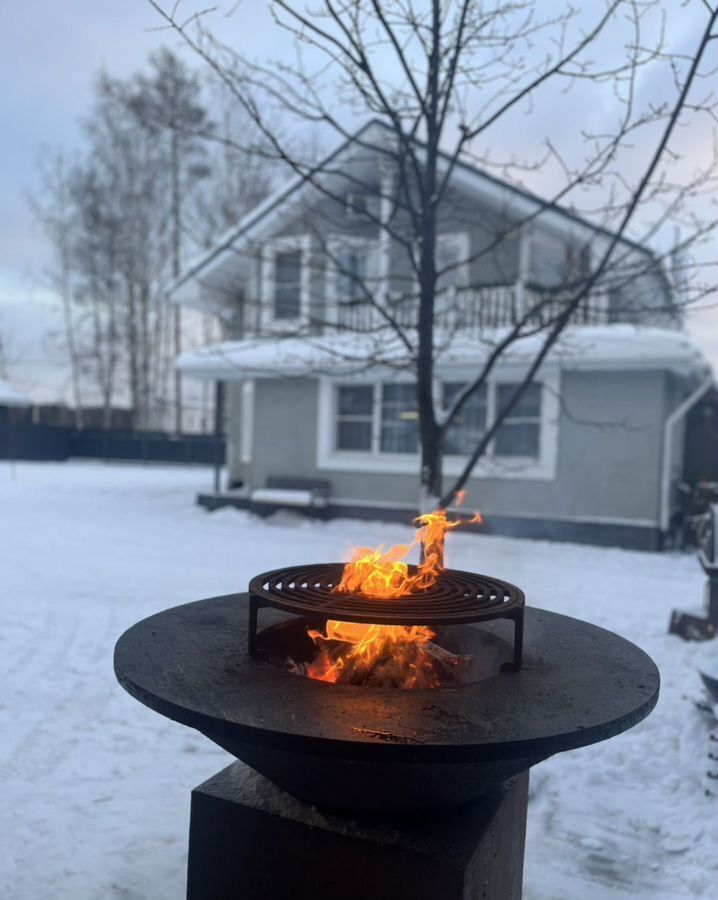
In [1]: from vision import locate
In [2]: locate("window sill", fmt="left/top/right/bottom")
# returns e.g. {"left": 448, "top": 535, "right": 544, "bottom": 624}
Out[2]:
{"left": 317, "top": 450, "right": 556, "bottom": 481}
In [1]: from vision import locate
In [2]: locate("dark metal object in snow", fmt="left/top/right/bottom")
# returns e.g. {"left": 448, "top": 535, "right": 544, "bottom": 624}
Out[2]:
{"left": 247, "top": 563, "right": 525, "bottom": 671}
{"left": 669, "top": 503, "right": 718, "bottom": 640}
{"left": 114, "top": 593, "right": 659, "bottom": 814}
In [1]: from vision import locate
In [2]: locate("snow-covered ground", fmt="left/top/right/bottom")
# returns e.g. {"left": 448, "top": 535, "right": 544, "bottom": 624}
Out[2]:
{"left": 1, "top": 460, "right": 716, "bottom": 899}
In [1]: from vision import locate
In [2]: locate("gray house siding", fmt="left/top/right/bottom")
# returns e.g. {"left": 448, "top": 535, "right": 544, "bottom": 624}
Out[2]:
{"left": 181, "top": 129, "right": 695, "bottom": 550}
{"left": 221, "top": 173, "right": 671, "bottom": 337}
{"left": 223, "top": 369, "right": 675, "bottom": 548}
{"left": 248, "top": 184, "right": 521, "bottom": 297}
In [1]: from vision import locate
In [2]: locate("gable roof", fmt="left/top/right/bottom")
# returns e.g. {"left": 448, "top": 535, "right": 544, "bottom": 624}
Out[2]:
{"left": 169, "top": 118, "right": 656, "bottom": 305}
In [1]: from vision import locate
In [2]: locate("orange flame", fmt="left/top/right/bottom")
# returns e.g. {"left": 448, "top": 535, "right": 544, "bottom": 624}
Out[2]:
{"left": 304, "top": 502, "right": 482, "bottom": 688}
{"left": 306, "top": 621, "right": 443, "bottom": 689}
{"left": 334, "top": 505, "right": 481, "bottom": 599}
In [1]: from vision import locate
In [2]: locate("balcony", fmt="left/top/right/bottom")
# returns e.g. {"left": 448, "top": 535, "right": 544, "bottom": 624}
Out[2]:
{"left": 330, "top": 284, "right": 613, "bottom": 336}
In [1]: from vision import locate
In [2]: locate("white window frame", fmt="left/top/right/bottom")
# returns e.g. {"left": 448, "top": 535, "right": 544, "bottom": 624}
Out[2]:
{"left": 441, "top": 380, "right": 489, "bottom": 457}
{"left": 490, "top": 381, "right": 543, "bottom": 462}
{"left": 334, "top": 383, "right": 375, "bottom": 453}
{"left": 260, "top": 234, "right": 312, "bottom": 330}
{"left": 407, "top": 231, "right": 471, "bottom": 314}
{"left": 325, "top": 235, "right": 379, "bottom": 324}
{"left": 316, "top": 369, "right": 560, "bottom": 481}
{"left": 527, "top": 230, "right": 569, "bottom": 289}
{"left": 436, "top": 231, "right": 471, "bottom": 292}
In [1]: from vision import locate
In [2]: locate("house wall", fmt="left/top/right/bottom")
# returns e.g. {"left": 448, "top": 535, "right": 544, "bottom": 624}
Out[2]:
{"left": 212, "top": 170, "right": 672, "bottom": 333}
{"left": 245, "top": 182, "right": 524, "bottom": 324}
{"left": 230, "top": 368, "right": 674, "bottom": 532}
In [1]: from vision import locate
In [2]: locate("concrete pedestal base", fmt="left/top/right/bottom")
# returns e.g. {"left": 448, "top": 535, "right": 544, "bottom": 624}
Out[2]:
{"left": 187, "top": 761, "right": 529, "bottom": 900}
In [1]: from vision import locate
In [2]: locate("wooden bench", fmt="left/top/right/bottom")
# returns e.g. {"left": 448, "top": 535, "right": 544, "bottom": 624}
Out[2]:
{"left": 249, "top": 476, "right": 330, "bottom": 510}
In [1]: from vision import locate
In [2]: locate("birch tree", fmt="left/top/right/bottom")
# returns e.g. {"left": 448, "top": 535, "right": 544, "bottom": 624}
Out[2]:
{"left": 34, "top": 51, "right": 279, "bottom": 431}
{"left": 32, "top": 153, "right": 86, "bottom": 427}
{"left": 120, "top": 48, "right": 213, "bottom": 432}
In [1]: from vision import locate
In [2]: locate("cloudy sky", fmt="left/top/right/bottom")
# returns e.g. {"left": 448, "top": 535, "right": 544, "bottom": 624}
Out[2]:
{"left": 1, "top": 1, "right": 715, "bottom": 385}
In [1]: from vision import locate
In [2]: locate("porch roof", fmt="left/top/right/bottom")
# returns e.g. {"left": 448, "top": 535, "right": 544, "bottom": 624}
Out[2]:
{"left": 177, "top": 326, "right": 709, "bottom": 382}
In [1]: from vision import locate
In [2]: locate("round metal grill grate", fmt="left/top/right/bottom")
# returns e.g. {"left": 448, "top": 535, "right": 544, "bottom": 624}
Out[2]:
{"left": 248, "top": 563, "right": 525, "bottom": 670}
{"left": 249, "top": 563, "right": 522, "bottom": 625}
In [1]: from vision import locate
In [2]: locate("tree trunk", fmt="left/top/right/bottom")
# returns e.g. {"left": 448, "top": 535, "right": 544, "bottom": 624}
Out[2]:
{"left": 417, "top": 254, "right": 442, "bottom": 510}
{"left": 419, "top": 426, "right": 443, "bottom": 512}
{"left": 417, "top": 111, "right": 442, "bottom": 511}
{"left": 126, "top": 277, "right": 139, "bottom": 429}
{"left": 61, "top": 287, "right": 84, "bottom": 430}
{"left": 171, "top": 126, "right": 183, "bottom": 434}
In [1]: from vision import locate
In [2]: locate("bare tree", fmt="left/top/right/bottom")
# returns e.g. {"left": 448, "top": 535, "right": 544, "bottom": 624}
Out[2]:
{"left": 33, "top": 49, "right": 284, "bottom": 432}
{"left": 32, "top": 153, "right": 86, "bottom": 427}
{"left": 119, "top": 48, "right": 215, "bottom": 432}
{"left": 98, "top": 52, "right": 278, "bottom": 432}
{"left": 187, "top": 80, "right": 277, "bottom": 247}
{"left": 65, "top": 160, "right": 124, "bottom": 428}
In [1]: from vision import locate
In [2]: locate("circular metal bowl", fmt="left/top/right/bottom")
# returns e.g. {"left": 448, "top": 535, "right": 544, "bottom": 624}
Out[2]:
{"left": 114, "top": 593, "right": 659, "bottom": 813}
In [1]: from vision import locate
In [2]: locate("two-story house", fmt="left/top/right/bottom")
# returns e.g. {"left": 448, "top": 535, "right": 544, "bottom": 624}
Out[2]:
{"left": 171, "top": 121, "right": 712, "bottom": 550}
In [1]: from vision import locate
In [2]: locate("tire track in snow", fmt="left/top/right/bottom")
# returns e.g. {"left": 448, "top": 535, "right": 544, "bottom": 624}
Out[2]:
{"left": 0, "top": 595, "right": 118, "bottom": 784}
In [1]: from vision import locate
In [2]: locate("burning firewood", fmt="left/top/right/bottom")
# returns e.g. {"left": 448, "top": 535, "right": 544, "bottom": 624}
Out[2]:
{"left": 297, "top": 626, "right": 471, "bottom": 689}
{"left": 300, "top": 505, "right": 481, "bottom": 689}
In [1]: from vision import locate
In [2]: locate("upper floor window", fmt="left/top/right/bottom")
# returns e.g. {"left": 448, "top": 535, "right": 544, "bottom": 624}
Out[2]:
{"left": 261, "top": 235, "right": 310, "bottom": 328}
{"left": 442, "top": 382, "right": 487, "bottom": 455}
{"left": 494, "top": 383, "right": 542, "bottom": 458}
{"left": 336, "top": 247, "right": 368, "bottom": 304}
{"left": 274, "top": 250, "right": 302, "bottom": 320}
{"left": 436, "top": 232, "right": 470, "bottom": 293}
{"left": 528, "top": 233, "right": 568, "bottom": 289}
{"left": 345, "top": 192, "right": 379, "bottom": 220}
{"left": 327, "top": 237, "right": 379, "bottom": 325}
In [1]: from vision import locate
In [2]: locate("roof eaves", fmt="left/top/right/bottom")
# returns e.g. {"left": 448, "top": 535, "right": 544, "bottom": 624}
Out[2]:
{"left": 167, "top": 120, "right": 388, "bottom": 297}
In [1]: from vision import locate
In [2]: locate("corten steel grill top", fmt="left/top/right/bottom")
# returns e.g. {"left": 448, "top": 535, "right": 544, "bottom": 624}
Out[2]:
{"left": 248, "top": 563, "right": 525, "bottom": 670}
{"left": 114, "top": 594, "right": 660, "bottom": 812}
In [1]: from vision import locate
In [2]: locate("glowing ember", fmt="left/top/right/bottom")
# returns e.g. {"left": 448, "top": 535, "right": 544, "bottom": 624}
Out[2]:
{"left": 304, "top": 503, "right": 481, "bottom": 688}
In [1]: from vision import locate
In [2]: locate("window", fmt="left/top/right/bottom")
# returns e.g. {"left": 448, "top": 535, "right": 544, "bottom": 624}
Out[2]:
{"left": 436, "top": 233, "right": 470, "bottom": 293}
{"left": 320, "top": 376, "right": 557, "bottom": 478}
{"left": 494, "top": 383, "right": 542, "bottom": 458}
{"left": 442, "top": 383, "right": 487, "bottom": 455}
{"left": 336, "top": 247, "right": 367, "bottom": 304}
{"left": 335, "top": 385, "right": 374, "bottom": 451}
{"left": 345, "top": 192, "right": 379, "bottom": 219}
{"left": 528, "top": 234, "right": 568, "bottom": 288}
{"left": 380, "top": 383, "right": 418, "bottom": 454}
{"left": 273, "top": 250, "right": 302, "bottom": 320}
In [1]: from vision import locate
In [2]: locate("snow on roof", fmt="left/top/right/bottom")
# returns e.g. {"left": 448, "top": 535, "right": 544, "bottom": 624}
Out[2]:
{"left": 177, "top": 325, "right": 709, "bottom": 381}
{"left": 0, "top": 377, "right": 30, "bottom": 406}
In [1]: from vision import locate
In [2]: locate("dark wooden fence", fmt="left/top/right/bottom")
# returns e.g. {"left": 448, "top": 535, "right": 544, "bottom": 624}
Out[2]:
{"left": 0, "top": 421, "right": 224, "bottom": 466}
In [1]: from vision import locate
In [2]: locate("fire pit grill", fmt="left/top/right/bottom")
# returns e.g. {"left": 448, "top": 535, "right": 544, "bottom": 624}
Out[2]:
{"left": 114, "top": 593, "right": 660, "bottom": 814}
{"left": 248, "top": 563, "right": 524, "bottom": 670}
